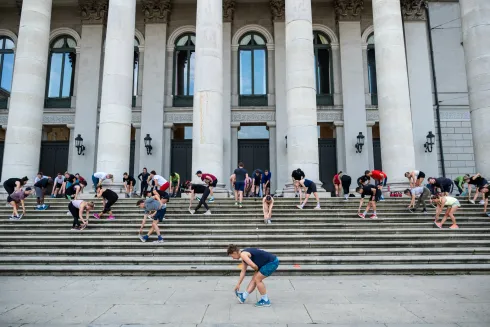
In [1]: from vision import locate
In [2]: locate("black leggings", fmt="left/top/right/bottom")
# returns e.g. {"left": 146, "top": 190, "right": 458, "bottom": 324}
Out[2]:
{"left": 454, "top": 180, "right": 464, "bottom": 194}
{"left": 195, "top": 187, "right": 210, "bottom": 212}
{"left": 140, "top": 182, "right": 148, "bottom": 196}
{"left": 103, "top": 197, "right": 117, "bottom": 213}
{"left": 342, "top": 178, "right": 351, "bottom": 195}
{"left": 69, "top": 202, "right": 81, "bottom": 227}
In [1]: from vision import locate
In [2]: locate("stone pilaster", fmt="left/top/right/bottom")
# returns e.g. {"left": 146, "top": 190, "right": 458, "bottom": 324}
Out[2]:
{"left": 223, "top": 0, "right": 236, "bottom": 22}
{"left": 460, "top": 0, "right": 490, "bottom": 177}
{"left": 267, "top": 122, "right": 277, "bottom": 192}
{"left": 334, "top": 121, "right": 346, "bottom": 173}
{"left": 400, "top": 0, "right": 428, "bottom": 21}
{"left": 141, "top": 0, "right": 171, "bottom": 24}
{"left": 334, "top": 0, "right": 364, "bottom": 21}
{"left": 96, "top": 0, "right": 136, "bottom": 182}
{"left": 270, "top": 0, "right": 285, "bottom": 22}
{"left": 79, "top": 0, "right": 108, "bottom": 24}
{"left": 2, "top": 0, "right": 53, "bottom": 180}
{"left": 163, "top": 123, "right": 173, "bottom": 178}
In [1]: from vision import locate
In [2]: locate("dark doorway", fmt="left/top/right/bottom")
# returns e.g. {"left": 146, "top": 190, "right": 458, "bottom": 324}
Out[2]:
{"left": 238, "top": 139, "right": 270, "bottom": 174}
{"left": 171, "top": 140, "right": 192, "bottom": 183}
{"left": 318, "top": 138, "right": 337, "bottom": 193}
{"left": 39, "top": 141, "right": 69, "bottom": 177}
{"left": 129, "top": 140, "right": 135, "bottom": 176}
{"left": 373, "top": 139, "right": 382, "bottom": 170}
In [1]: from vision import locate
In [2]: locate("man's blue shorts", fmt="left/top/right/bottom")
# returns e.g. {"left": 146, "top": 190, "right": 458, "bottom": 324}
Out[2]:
{"left": 235, "top": 181, "right": 245, "bottom": 192}
{"left": 153, "top": 207, "right": 166, "bottom": 222}
{"left": 259, "top": 257, "right": 280, "bottom": 277}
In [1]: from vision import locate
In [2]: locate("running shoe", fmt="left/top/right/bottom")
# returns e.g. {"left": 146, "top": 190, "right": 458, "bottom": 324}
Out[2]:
{"left": 235, "top": 291, "right": 246, "bottom": 304}
{"left": 66, "top": 195, "right": 72, "bottom": 200}
{"left": 422, "top": 209, "right": 428, "bottom": 214}
{"left": 408, "top": 208, "right": 416, "bottom": 213}
{"left": 80, "top": 224, "right": 87, "bottom": 231}
{"left": 434, "top": 222, "right": 442, "bottom": 229}
{"left": 255, "top": 299, "right": 271, "bottom": 307}
{"left": 71, "top": 227, "right": 81, "bottom": 231}
{"left": 189, "top": 209, "right": 195, "bottom": 215}
{"left": 314, "top": 205, "right": 321, "bottom": 210}
{"left": 479, "top": 200, "right": 485, "bottom": 205}
{"left": 93, "top": 213, "right": 100, "bottom": 219}
{"left": 107, "top": 215, "right": 115, "bottom": 220}
{"left": 138, "top": 235, "right": 147, "bottom": 243}
{"left": 296, "top": 205, "right": 303, "bottom": 210}
{"left": 208, "top": 197, "right": 215, "bottom": 203}
{"left": 66, "top": 211, "right": 71, "bottom": 216}
{"left": 234, "top": 202, "right": 238, "bottom": 206}
{"left": 469, "top": 200, "right": 475, "bottom": 204}
{"left": 50, "top": 195, "right": 55, "bottom": 198}
{"left": 449, "top": 224, "right": 459, "bottom": 229}
{"left": 358, "top": 213, "right": 365, "bottom": 219}
{"left": 195, "top": 196, "right": 201, "bottom": 201}
{"left": 343, "top": 198, "right": 348, "bottom": 201}
{"left": 267, "top": 219, "right": 272, "bottom": 224}
{"left": 153, "top": 239, "right": 164, "bottom": 243}
{"left": 204, "top": 210, "right": 212, "bottom": 215}
{"left": 370, "top": 214, "right": 378, "bottom": 219}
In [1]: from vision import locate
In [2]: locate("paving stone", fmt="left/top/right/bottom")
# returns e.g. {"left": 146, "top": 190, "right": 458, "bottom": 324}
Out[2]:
{"left": 401, "top": 303, "right": 490, "bottom": 323}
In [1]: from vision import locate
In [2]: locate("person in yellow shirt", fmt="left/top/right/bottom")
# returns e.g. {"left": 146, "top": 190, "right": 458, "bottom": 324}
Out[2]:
{"left": 434, "top": 194, "right": 460, "bottom": 229}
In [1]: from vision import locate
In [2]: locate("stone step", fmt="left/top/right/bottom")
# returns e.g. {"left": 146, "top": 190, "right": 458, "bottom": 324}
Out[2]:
{"left": 1, "top": 255, "right": 490, "bottom": 265}
{"left": 1, "top": 263, "right": 489, "bottom": 276}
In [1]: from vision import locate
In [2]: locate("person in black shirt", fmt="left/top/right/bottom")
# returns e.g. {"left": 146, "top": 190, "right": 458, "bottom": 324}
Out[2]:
{"left": 291, "top": 168, "right": 305, "bottom": 197}
{"left": 123, "top": 172, "right": 136, "bottom": 198}
{"left": 428, "top": 177, "right": 453, "bottom": 196}
{"left": 184, "top": 181, "right": 211, "bottom": 215}
{"left": 230, "top": 162, "right": 248, "bottom": 208}
{"left": 340, "top": 173, "right": 352, "bottom": 201}
{"left": 34, "top": 177, "right": 53, "bottom": 210}
{"left": 355, "top": 184, "right": 380, "bottom": 219}
{"left": 357, "top": 175, "right": 370, "bottom": 187}
{"left": 66, "top": 180, "right": 88, "bottom": 200}
{"left": 253, "top": 170, "right": 262, "bottom": 198}
{"left": 3, "top": 176, "right": 28, "bottom": 197}
{"left": 138, "top": 168, "right": 150, "bottom": 197}
{"left": 94, "top": 186, "right": 119, "bottom": 220}
{"left": 465, "top": 173, "right": 489, "bottom": 204}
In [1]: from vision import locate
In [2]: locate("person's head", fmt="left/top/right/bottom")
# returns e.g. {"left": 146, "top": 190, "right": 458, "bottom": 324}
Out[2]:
{"left": 428, "top": 177, "right": 436, "bottom": 184}
{"left": 85, "top": 201, "right": 95, "bottom": 210}
{"left": 75, "top": 173, "right": 80, "bottom": 178}
{"left": 265, "top": 195, "right": 272, "bottom": 202}
{"left": 481, "top": 186, "right": 489, "bottom": 198}
{"left": 123, "top": 172, "right": 128, "bottom": 178}
{"left": 364, "top": 170, "right": 371, "bottom": 176}
{"left": 464, "top": 176, "right": 471, "bottom": 182}
{"left": 196, "top": 170, "right": 202, "bottom": 177}
{"left": 355, "top": 186, "right": 363, "bottom": 194}
{"left": 136, "top": 199, "right": 146, "bottom": 208}
{"left": 265, "top": 170, "right": 269, "bottom": 175}
{"left": 171, "top": 172, "right": 176, "bottom": 177}
{"left": 144, "top": 190, "right": 153, "bottom": 198}
{"left": 21, "top": 176, "right": 28, "bottom": 184}
{"left": 37, "top": 172, "right": 43, "bottom": 178}
{"left": 183, "top": 180, "right": 192, "bottom": 190}
{"left": 479, "top": 185, "right": 489, "bottom": 193}
{"left": 227, "top": 244, "right": 241, "bottom": 260}
{"left": 294, "top": 180, "right": 300, "bottom": 187}
{"left": 255, "top": 170, "right": 260, "bottom": 175}
{"left": 337, "top": 171, "right": 343, "bottom": 177}
{"left": 107, "top": 174, "right": 113, "bottom": 179}
{"left": 403, "top": 188, "right": 412, "bottom": 196}
{"left": 238, "top": 162, "right": 244, "bottom": 168}
{"left": 57, "top": 172, "right": 63, "bottom": 178}
{"left": 64, "top": 172, "right": 70, "bottom": 178}
{"left": 150, "top": 170, "right": 157, "bottom": 176}
{"left": 80, "top": 180, "right": 88, "bottom": 187}
{"left": 47, "top": 178, "right": 54, "bottom": 185}
{"left": 24, "top": 187, "right": 32, "bottom": 196}
{"left": 404, "top": 172, "right": 410, "bottom": 178}
{"left": 143, "top": 167, "right": 147, "bottom": 173}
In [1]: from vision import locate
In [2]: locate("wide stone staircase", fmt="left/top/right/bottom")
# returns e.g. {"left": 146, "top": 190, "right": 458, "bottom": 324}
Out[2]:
{"left": 0, "top": 197, "right": 489, "bottom": 275}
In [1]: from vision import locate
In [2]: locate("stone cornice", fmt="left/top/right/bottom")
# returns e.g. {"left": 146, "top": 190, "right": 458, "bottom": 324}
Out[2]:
{"left": 401, "top": 0, "right": 428, "bottom": 21}
{"left": 15, "top": 0, "right": 22, "bottom": 15}
{"left": 142, "top": 0, "right": 172, "bottom": 24}
{"left": 269, "top": 0, "right": 285, "bottom": 22}
{"left": 334, "top": 0, "right": 364, "bottom": 21}
{"left": 79, "top": 0, "right": 108, "bottom": 25}
{"left": 223, "top": 0, "right": 236, "bottom": 23}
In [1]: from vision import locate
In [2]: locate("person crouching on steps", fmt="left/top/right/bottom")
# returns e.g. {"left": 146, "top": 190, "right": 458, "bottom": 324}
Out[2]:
{"left": 295, "top": 179, "right": 321, "bottom": 210}
{"left": 68, "top": 200, "right": 95, "bottom": 231}
{"left": 137, "top": 191, "right": 169, "bottom": 243}
{"left": 8, "top": 187, "right": 33, "bottom": 220}
{"left": 93, "top": 185, "right": 118, "bottom": 220}
{"left": 433, "top": 193, "right": 460, "bottom": 229}
{"left": 262, "top": 195, "right": 274, "bottom": 224}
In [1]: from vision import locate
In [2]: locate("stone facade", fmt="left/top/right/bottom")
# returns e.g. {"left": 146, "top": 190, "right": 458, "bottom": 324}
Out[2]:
{"left": 0, "top": 0, "right": 485, "bottom": 194}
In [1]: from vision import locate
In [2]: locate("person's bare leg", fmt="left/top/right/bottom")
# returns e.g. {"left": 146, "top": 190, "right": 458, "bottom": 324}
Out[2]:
{"left": 449, "top": 207, "right": 458, "bottom": 225}
{"left": 303, "top": 194, "right": 311, "bottom": 206}
{"left": 440, "top": 208, "right": 450, "bottom": 226}
{"left": 246, "top": 272, "right": 258, "bottom": 293}
{"left": 11, "top": 202, "right": 18, "bottom": 216}
{"left": 239, "top": 191, "right": 243, "bottom": 203}
{"left": 153, "top": 221, "right": 161, "bottom": 236}
{"left": 255, "top": 274, "right": 267, "bottom": 296}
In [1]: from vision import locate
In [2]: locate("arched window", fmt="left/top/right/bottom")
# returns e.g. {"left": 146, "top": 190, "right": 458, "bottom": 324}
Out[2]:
{"left": 173, "top": 33, "right": 195, "bottom": 107}
{"left": 313, "top": 31, "right": 333, "bottom": 106}
{"left": 133, "top": 37, "right": 139, "bottom": 107}
{"left": 367, "top": 33, "right": 377, "bottom": 105}
{"left": 46, "top": 36, "right": 76, "bottom": 108}
{"left": 0, "top": 36, "right": 14, "bottom": 109}
{"left": 238, "top": 32, "right": 267, "bottom": 106}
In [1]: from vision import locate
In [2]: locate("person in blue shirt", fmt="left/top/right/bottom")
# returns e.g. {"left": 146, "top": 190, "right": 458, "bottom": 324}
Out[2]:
{"left": 295, "top": 179, "right": 321, "bottom": 210}
{"left": 262, "top": 170, "right": 272, "bottom": 196}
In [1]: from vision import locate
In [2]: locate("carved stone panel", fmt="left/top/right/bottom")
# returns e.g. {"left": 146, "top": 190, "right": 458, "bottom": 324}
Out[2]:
{"left": 223, "top": 0, "right": 236, "bottom": 22}
{"left": 142, "top": 0, "right": 172, "bottom": 24}
{"left": 334, "top": 0, "right": 364, "bottom": 21}
{"left": 270, "top": 0, "right": 285, "bottom": 22}
{"left": 401, "top": 0, "right": 428, "bottom": 21}
{"left": 79, "top": 0, "right": 109, "bottom": 25}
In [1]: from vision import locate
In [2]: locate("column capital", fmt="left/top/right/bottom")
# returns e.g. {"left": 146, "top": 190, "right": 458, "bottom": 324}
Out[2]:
{"left": 132, "top": 123, "right": 141, "bottom": 129}
{"left": 333, "top": 121, "right": 344, "bottom": 127}
{"left": 231, "top": 122, "right": 241, "bottom": 128}
{"left": 401, "top": 0, "right": 428, "bottom": 21}
{"left": 79, "top": 0, "right": 108, "bottom": 25}
{"left": 366, "top": 120, "right": 376, "bottom": 127}
{"left": 270, "top": 0, "right": 285, "bottom": 22}
{"left": 334, "top": 0, "right": 364, "bottom": 21}
{"left": 223, "top": 0, "right": 236, "bottom": 23}
{"left": 142, "top": 0, "right": 172, "bottom": 24}
{"left": 163, "top": 122, "right": 174, "bottom": 129}
{"left": 266, "top": 121, "right": 276, "bottom": 128}
{"left": 66, "top": 124, "right": 76, "bottom": 129}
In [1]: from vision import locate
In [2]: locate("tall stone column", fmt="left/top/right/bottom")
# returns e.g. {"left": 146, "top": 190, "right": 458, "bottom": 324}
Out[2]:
{"left": 71, "top": 0, "right": 106, "bottom": 180}
{"left": 231, "top": 122, "right": 239, "bottom": 174}
{"left": 366, "top": 121, "right": 375, "bottom": 169}
{"left": 334, "top": 121, "right": 346, "bottom": 172}
{"left": 459, "top": 0, "right": 490, "bottom": 177}
{"left": 2, "top": 0, "right": 52, "bottom": 180}
{"left": 191, "top": 0, "right": 224, "bottom": 185}
{"left": 372, "top": 0, "right": 415, "bottom": 185}
{"left": 335, "top": 0, "right": 369, "bottom": 178}
{"left": 267, "top": 122, "right": 277, "bottom": 191}
{"left": 402, "top": 0, "right": 439, "bottom": 178}
{"left": 140, "top": 0, "right": 171, "bottom": 175}
{"left": 270, "top": 0, "right": 288, "bottom": 192}
{"left": 66, "top": 124, "right": 75, "bottom": 173}
{"left": 285, "top": 0, "right": 319, "bottom": 182}
{"left": 133, "top": 123, "right": 141, "bottom": 176}
{"left": 96, "top": 0, "right": 136, "bottom": 182}
{"left": 163, "top": 123, "right": 173, "bottom": 178}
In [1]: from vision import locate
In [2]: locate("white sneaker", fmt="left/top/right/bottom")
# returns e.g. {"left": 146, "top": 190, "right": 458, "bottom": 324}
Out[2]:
{"left": 479, "top": 200, "right": 485, "bottom": 205}
{"left": 469, "top": 200, "right": 475, "bottom": 204}
{"left": 153, "top": 239, "right": 164, "bottom": 243}
{"left": 189, "top": 209, "right": 195, "bottom": 215}
{"left": 204, "top": 210, "right": 212, "bottom": 215}
{"left": 267, "top": 219, "right": 272, "bottom": 224}
{"left": 66, "top": 211, "right": 71, "bottom": 216}
{"left": 314, "top": 205, "right": 321, "bottom": 210}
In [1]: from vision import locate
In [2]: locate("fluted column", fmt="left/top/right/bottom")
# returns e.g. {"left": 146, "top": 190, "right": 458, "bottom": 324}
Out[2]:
{"left": 2, "top": 0, "right": 52, "bottom": 179}
{"left": 285, "top": 0, "right": 319, "bottom": 181}
{"left": 96, "top": 0, "right": 136, "bottom": 181}
{"left": 191, "top": 0, "right": 224, "bottom": 184}
{"left": 334, "top": 121, "right": 345, "bottom": 172}
{"left": 460, "top": 0, "right": 490, "bottom": 177}
{"left": 372, "top": 0, "right": 415, "bottom": 185}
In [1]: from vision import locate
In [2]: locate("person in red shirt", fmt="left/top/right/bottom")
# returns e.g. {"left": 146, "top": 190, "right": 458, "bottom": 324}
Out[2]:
{"left": 365, "top": 170, "right": 387, "bottom": 201}
{"left": 196, "top": 170, "right": 218, "bottom": 203}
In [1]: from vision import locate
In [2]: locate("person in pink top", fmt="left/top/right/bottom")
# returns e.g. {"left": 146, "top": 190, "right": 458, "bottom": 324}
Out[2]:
{"left": 333, "top": 171, "right": 342, "bottom": 197}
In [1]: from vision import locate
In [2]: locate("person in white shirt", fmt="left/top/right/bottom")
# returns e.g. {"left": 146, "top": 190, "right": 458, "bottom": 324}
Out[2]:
{"left": 149, "top": 170, "right": 170, "bottom": 192}
{"left": 404, "top": 170, "right": 426, "bottom": 188}
{"left": 404, "top": 186, "right": 431, "bottom": 214}
{"left": 51, "top": 173, "right": 65, "bottom": 198}
{"left": 91, "top": 172, "right": 113, "bottom": 192}
{"left": 34, "top": 172, "right": 50, "bottom": 184}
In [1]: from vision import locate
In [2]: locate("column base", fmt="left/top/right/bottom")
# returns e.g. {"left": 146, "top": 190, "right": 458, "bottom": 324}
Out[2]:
{"left": 281, "top": 182, "right": 331, "bottom": 198}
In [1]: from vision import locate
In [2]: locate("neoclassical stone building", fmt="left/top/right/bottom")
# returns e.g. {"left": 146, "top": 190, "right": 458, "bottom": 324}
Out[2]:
{"left": 0, "top": 0, "right": 488, "bottom": 194}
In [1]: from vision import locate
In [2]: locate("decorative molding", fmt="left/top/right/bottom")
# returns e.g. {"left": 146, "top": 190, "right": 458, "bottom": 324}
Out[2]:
{"left": 49, "top": 28, "right": 82, "bottom": 48}
{"left": 167, "top": 25, "right": 196, "bottom": 51}
{"left": 142, "top": 0, "right": 172, "bottom": 24}
{"left": 361, "top": 25, "right": 374, "bottom": 45}
{"left": 134, "top": 29, "right": 145, "bottom": 48}
{"left": 223, "top": 0, "right": 236, "bottom": 22}
{"left": 0, "top": 30, "right": 18, "bottom": 47}
{"left": 334, "top": 0, "right": 364, "bottom": 21}
{"left": 232, "top": 111, "right": 275, "bottom": 123}
{"left": 79, "top": 0, "right": 108, "bottom": 25}
{"left": 439, "top": 109, "right": 471, "bottom": 121}
{"left": 269, "top": 0, "right": 285, "bottom": 22}
{"left": 0, "top": 113, "right": 76, "bottom": 125}
{"left": 317, "top": 110, "right": 343, "bottom": 122}
{"left": 232, "top": 24, "right": 274, "bottom": 49}
{"left": 165, "top": 112, "right": 193, "bottom": 123}
{"left": 366, "top": 110, "right": 379, "bottom": 121}
{"left": 312, "top": 24, "right": 339, "bottom": 45}
{"left": 132, "top": 111, "right": 141, "bottom": 124}
{"left": 401, "top": 0, "right": 428, "bottom": 21}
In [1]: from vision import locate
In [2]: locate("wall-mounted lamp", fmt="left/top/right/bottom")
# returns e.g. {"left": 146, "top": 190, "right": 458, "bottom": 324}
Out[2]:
{"left": 285, "top": 135, "right": 287, "bottom": 148}
{"left": 355, "top": 132, "right": 365, "bottom": 153}
{"left": 424, "top": 131, "right": 435, "bottom": 153}
{"left": 144, "top": 134, "right": 153, "bottom": 155}
{"left": 75, "top": 134, "right": 85, "bottom": 156}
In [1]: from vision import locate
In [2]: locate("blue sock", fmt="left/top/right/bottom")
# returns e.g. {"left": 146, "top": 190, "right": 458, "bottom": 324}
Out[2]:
{"left": 158, "top": 235, "right": 163, "bottom": 240}
{"left": 363, "top": 211, "right": 367, "bottom": 215}
{"left": 373, "top": 211, "right": 377, "bottom": 215}
{"left": 261, "top": 294, "right": 269, "bottom": 302}
{"left": 242, "top": 291, "right": 249, "bottom": 299}
{"left": 143, "top": 235, "right": 149, "bottom": 240}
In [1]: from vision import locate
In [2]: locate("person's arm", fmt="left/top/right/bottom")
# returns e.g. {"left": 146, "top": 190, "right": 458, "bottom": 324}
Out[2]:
{"left": 20, "top": 200, "right": 25, "bottom": 215}
{"left": 269, "top": 199, "right": 274, "bottom": 216}
{"left": 230, "top": 174, "right": 235, "bottom": 187}
{"left": 176, "top": 178, "right": 180, "bottom": 191}
{"left": 240, "top": 252, "right": 258, "bottom": 271}
{"left": 79, "top": 205, "right": 87, "bottom": 225}
{"left": 483, "top": 197, "right": 488, "bottom": 213}
{"left": 409, "top": 193, "right": 416, "bottom": 208}
{"left": 205, "top": 176, "right": 214, "bottom": 184}
{"left": 358, "top": 198, "right": 364, "bottom": 213}
{"left": 234, "top": 260, "right": 248, "bottom": 292}
{"left": 139, "top": 213, "right": 148, "bottom": 234}
{"left": 138, "top": 173, "right": 143, "bottom": 181}
{"left": 472, "top": 173, "right": 480, "bottom": 180}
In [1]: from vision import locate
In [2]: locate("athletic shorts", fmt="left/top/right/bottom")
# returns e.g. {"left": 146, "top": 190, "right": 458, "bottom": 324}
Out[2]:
{"left": 306, "top": 182, "right": 317, "bottom": 194}
{"left": 210, "top": 179, "right": 218, "bottom": 188}
{"left": 35, "top": 187, "right": 44, "bottom": 198}
{"left": 153, "top": 207, "right": 166, "bottom": 222}
{"left": 441, "top": 184, "right": 452, "bottom": 193}
{"left": 171, "top": 181, "right": 179, "bottom": 187}
{"left": 159, "top": 182, "right": 170, "bottom": 192}
{"left": 55, "top": 183, "right": 63, "bottom": 189}
{"left": 259, "top": 257, "right": 280, "bottom": 277}
{"left": 417, "top": 171, "right": 426, "bottom": 179}
{"left": 6, "top": 196, "right": 15, "bottom": 203}
{"left": 448, "top": 200, "right": 461, "bottom": 208}
{"left": 235, "top": 181, "right": 245, "bottom": 192}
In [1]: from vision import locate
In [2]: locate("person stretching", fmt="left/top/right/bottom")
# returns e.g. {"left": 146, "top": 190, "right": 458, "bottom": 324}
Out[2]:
{"left": 244, "top": 176, "right": 254, "bottom": 198}
{"left": 51, "top": 173, "right": 64, "bottom": 198}
{"left": 8, "top": 187, "right": 32, "bottom": 220}
{"left": 137, "top": 191, "right": 169, "bottom": 243}
{"left": 291, "top": 168, "right": 305, "bottom": 197}
{"left": 356, "top": 184, "right": 380, "bottom": 219}
{"left": 434, "top": 194, "right": 460, "bottom": 229}
{"left": 253, "top": 170, "right": 262, "bottom": 198}
{"left": 333, "top": 171, "right": 342, "bottom": 197}
{"left": 340, "top": 173, "right": 352, "bottom": 201}
{"left": 150, "top": 170, "right": 170, "bottom": 192}
{"left": 262, "top": 170, "right": 271, "bottom": 196}
{"left": 123, "top": 172, "right": 136, "bottom": 198}
{"left": 480, "top": 185, "right": 489, "bottom": 217}
{"left": 3, "top": 176, "right": 29, "bottom": 202}
{"left": 295, "top": 179, "right": 321, "bottom": 210}
{"left": 68, "top": 200, "right": 94, "bottom": 231}
{"left": 365, "top": 170, "right": 387, "bottom": 200}
{"left": 228, "top": 245, "right": 280, "bottom": 308}
{"left": 187, "top": 181, "right": 212, "bottom": 215}
{"left": 428, "top": 177, "right": 453, "bottom": 196}
{"left": 34, "top": 177, "right": 53, "bottom": 210}
{"left": 465, "top": 173, "right": 488, "bottom": 204}
{"left": 138, "top": 168, "right": 150, "bottom": 197}
{"left": 66, "top": 180, "right": 87, "bottom": 200}
{"left": 91, "top": 172, "right": 113, "bottom": 193}
{"left": 196, "top": 170, "right": 218, "bottom": 203}
{"left": 262, "top": 195, "right": 274, "bottom": 224}
{"left": 231, "top": 162, "right": 248, "bottom": 208}
{"left": 405, "top": 170, "right": 426, "bottom": 187}
{"left": 169, "top": 172, "right": 180, "bottom": 197}
{"left": 404, "top": 186, "right": 430, "bottom": 214}
{"left": 94, "top": 186, "right": 118, "bottom": 220}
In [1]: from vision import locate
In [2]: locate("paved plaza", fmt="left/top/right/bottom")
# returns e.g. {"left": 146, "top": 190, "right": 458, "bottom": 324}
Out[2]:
{"left": 0, "top": 275, "right": 489, "bottom": 326}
